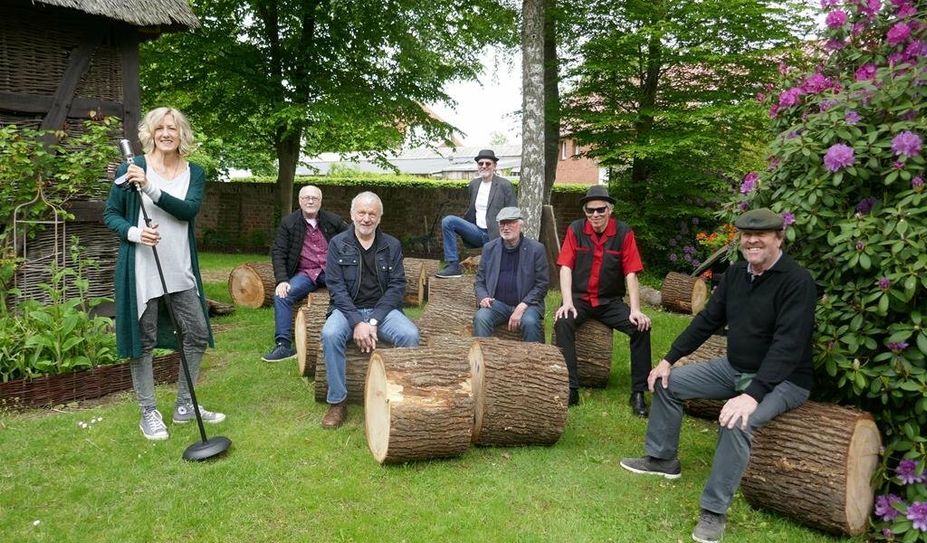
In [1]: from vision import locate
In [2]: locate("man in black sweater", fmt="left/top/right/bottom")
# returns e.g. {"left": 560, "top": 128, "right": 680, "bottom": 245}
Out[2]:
{"left": 262, "top": 185, "right": 347, "bottom": 362}
{"left": 620, "top": 208, "right": 816, "bottom": 543}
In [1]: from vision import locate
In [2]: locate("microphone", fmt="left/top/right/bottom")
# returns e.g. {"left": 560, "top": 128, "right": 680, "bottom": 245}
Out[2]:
{"left": 114, "top": 139, "right": 136, "bottom": 191}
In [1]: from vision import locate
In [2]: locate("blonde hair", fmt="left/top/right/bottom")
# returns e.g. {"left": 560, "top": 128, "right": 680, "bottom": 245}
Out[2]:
{"left": 137, "top": 107, "right": 196, "bottom": 156}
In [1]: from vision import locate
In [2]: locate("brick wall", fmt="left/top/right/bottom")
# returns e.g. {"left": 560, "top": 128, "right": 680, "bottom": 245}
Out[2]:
{"left": 554, "top": 140, "right": 602, "bottom": 185}
{"left": 196, "top": 182, "right": 587, "bottom": 257}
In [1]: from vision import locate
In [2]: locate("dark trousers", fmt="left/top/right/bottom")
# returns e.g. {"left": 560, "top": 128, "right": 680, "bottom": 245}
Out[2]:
{"left": 555, "top": 298, "right": 651, "bottom": 392}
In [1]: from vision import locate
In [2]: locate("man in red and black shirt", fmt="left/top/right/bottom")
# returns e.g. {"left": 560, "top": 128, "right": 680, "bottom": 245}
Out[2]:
{"left": 554, "top": 185, "right": 652, "bottom": 416}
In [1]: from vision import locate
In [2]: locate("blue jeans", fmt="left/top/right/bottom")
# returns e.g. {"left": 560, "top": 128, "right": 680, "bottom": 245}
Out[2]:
{"left": 472, "top": 300, "right": 544, "bottom": 343}
{"left": 321, "top": 308, "right": 420, "bottom": 403}
{"left": 441, "top": 215, "right": 488, "bottom": 264}
{"left": 645, "top": 357, "right": 809, "bottom": 514}
{"left": 273, "top": 273, "right": 324, "bottom": 345}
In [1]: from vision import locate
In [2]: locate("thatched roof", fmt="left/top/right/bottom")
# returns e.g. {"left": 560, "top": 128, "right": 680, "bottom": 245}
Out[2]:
{"left": 32, "top": 0, "right": 199, "bottom": 31}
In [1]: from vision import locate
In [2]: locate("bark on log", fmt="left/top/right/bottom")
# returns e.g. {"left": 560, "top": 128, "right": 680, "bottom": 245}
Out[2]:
{"left": 315, "top": 343, "right": 392, "bottom": 404}
{"left": 742, "top": 401, "right": 881, "bottom": 536}
{"left": 418, "top": 299, "right": 475, "bottom": 345}
{"left": 624, "top": 286, "right": 661, "bottom": 309}
{"left": 427, "top": 274, "right": 476, "bottom": 308}
{"left": 470, "top": 338, "right": 569, "bottom": 446}
{"left": 295, "top": 297, "right": 329, "bottom": 378}
{"left": 675, "top": 335, "right": 728, "bottom": 420}
{"left": 228, "top": 262, "right": 277, "bottom": 308}
{"left": 539, "top": 205, "right": 560, "bottom": 289}
{"left": 364, "top": 345, "right": 474, "bottom": 464}
{"left": 661, "top": 272, "right": 708, "bottom": 315}
{"left": 402, "top": 258, "right": 440, "bottom": 306}
{"left": 553, "top": 319, "right": 613, "bottom": 388}
{"left": 207, "top": 298, "right": 235, "bottom": 317}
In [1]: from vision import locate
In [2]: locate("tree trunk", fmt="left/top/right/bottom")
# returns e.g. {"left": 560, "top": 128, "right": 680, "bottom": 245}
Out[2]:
{"left": 538, "top": 205, "right": 560, "bottom": 289}
{"left": 742, "top": 401, "right": 881, "bottom": 536}
{"left": 314, "top": 344, "right": 388, "bottom": 404}
{"left": 519, "top": 0, "right": 546, "bottom": 240}
{"left": 275, "top": 128, "right": 300, "bottom": 216}
{"left": 294, "top": 291, "right": 329, "bottom": 378}
{"left": 628, "top": 25, "right": 664, "bottom": 211}
{"left": 365, "top": 345, "right": 474, "bottom": 464}
{"left": 553, "top": 319, "right": 613, "bottom": 387}
{"left": 674, "top": 335, "right": 727, "bottom": 420}
{"left": 661, "top": 272, "right": 708, "bottom": 315}
{"left": 402, "top": 257, "right": 440, "bottom": 306}
{"left": 542, "top": 1, "right": 559, "bottom": 202}
{"left": 470, "top": 338, "right": 569, "bottom": 446}
{"left": 227, "top": 262, "right": 276, "bottom": 308}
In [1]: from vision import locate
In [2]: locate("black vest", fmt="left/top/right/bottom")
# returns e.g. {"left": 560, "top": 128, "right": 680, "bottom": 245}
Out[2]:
{"left": 570, "top": 219, "right": 631, "bottom": 304}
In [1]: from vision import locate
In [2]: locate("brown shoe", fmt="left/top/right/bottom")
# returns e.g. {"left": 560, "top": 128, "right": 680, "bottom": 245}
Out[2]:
{"left": 321, "top": 402, "right": 347, "bottom": 429}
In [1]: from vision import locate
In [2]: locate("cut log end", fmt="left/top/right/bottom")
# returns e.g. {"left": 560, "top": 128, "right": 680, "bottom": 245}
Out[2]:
{"left": 661, "top": 272, "right": 708, "bottom": 315}
{"left": 228, "top": 262, "right": 276, "bottom": 308}
{"left": 844, "top": 416, "right": 882, "bottom": 534}
{"left": 365, "top": 355, "right": 392, "bottom": 464}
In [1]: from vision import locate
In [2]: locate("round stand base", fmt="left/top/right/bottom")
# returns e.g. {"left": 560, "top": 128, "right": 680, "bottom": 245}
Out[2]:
{"left": 183, "top": 436, "right": 232, "bottom": 461}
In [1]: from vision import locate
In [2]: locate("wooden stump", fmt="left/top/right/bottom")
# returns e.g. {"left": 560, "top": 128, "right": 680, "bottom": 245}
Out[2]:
{"left": 742, "top": 401, "right": 881, "bottom": 536}
{"left": 418, "top": 299, "right": 475, "bottom": 344}
{"left": 228, "top": 262, "right": 276, "bottom": 308}
{"left": 675, "top": 335, "right": 727, "bottom": 420}
{"left": 470, "top": 338, "right": 569, "bottom": 446}
{"left": 427, "top": 274, "right": 475, "bottom": 308}
{"left": 207, "top": 298, "right": 235, "bottom": 317}
{"left": 295, "top": 296, "right": 329, "bottom": 378}
{"left": 402, "top": 258, "right": 440, "bottom": 306}
{"left": 661, "top": 272, "right": 708, "bottom": 315}
{"left": 553, "top": 319, "right": 613, "bottom": 388}
{"left": 460, "top": 254, "right": 481, "bottom": 274}
{"left": 315, "top": 343, "right": 392, "bottom": 404}
{"left": 364, "top": 345, "right": 475, "bottom": 464}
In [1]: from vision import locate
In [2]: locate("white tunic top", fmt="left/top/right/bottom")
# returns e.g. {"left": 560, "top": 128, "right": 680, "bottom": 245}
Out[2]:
{"left": 133, "top": 166, "right": 197, "bottom": 319}
{"left": 474, "top": 180, "right": 492, "bottom": 229}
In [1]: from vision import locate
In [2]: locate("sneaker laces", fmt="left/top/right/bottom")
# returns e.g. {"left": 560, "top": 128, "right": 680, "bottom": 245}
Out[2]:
{"left": 143, "top": 409, "right": 166, "bottom": 431}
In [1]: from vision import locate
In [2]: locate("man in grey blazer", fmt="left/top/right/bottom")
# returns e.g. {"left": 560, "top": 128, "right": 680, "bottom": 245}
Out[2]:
{"left": 435, "top": 149, "right": 517, "bottom": 278}
{"left": 472, "top": 207, "right": 549, "bottom": 342}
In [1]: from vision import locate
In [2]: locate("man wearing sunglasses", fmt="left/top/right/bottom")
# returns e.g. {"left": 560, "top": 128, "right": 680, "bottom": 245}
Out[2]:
{"left": 554, "top": 185, "right": 652, "bottom": 414}
{"left": 262, "top": 185, "right": 347, "bottom": 362}
{"left": 435, "top": 149, "right": 516, "bottom": 278}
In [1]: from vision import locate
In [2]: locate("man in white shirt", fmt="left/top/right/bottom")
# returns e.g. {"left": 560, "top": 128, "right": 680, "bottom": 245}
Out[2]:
{"left": 435, "top": 149, "right": 517, "bottom": 278}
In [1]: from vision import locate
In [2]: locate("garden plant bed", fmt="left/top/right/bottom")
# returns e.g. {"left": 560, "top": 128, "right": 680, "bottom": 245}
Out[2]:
{"left": 0, "top": 352, "right": 180, "bottom": 409}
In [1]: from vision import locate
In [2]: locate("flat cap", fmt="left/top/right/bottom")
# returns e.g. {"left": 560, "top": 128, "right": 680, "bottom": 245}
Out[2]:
{"left": 496, "top": 206, "right": 523, "bottom": 222}
{"left": 734, "top": 208, "right": 784, "bottom": 231}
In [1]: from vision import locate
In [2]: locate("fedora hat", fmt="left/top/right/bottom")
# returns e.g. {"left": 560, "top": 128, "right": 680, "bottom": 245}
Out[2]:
{"left": 579, "top": 185, "right": 616, "bottom": 206}
{"left": 474, "top": 149, "right": 499, "bottom": 163}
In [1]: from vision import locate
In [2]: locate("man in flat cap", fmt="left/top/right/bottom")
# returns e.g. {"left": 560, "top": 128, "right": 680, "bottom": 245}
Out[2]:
{"left": 472, "top": 207, "right": 548, "bottom": 342}
{"left": 620, "top": 208, "right": 816, "bottom": 543}
{"left": 435, "top": 149, "right": 516, "bottom": 278}
{"left": 554, "top": 185, "right": 652, "bottom": 414}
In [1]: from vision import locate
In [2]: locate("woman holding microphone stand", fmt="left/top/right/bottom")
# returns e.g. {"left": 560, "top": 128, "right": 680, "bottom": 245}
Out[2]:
{"left": 104, "top": 107, "right": 226, "bottom": 443}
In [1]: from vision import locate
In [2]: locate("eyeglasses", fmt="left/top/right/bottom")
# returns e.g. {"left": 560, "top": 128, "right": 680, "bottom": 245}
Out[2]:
{"left": 584, "top": 205, "right": 609, "bottom": 215}
{"left": 300, "top": 195, "right": 320, "bottom": 202}
{"left": 477, "top": 161, "right": 494, "bottom": 167}
{"left": 498, "top": 220, "right": 519, "bottom": 228}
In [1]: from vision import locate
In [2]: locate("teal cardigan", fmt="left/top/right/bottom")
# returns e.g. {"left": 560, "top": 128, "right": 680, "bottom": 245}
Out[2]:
{"left": 103, "top": 156, "right": 214, "bottom": 359}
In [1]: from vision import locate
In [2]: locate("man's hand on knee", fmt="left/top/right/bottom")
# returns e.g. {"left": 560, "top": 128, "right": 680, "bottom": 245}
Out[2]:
{"left": 648, "top": 360, "right": 672, "bottom": 392}
{"left": 718, "top": 393, "right": 758, "bottom": 430}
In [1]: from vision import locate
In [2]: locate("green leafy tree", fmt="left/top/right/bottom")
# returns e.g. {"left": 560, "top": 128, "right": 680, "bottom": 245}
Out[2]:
{"left": 734, "top": 1, "right": 926, "bottom": 539}
{"left": 140, "top": 0, "right": 518, "bottom": 214}
{"left": 559, "top": 0, "right": 812, "bottom": 272}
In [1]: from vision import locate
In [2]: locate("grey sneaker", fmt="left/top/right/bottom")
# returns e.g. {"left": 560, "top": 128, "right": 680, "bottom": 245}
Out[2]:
{"left": 435, "top": 263, "right": 462, "bottom": 278}
{"left": 262, "top": 342, "right": 296, "bottom": 362}
{"left": 139, "top": 408, "right": 168, "bottom": 440}
{"left": 173, "top": 403, "right": 226, "bottom": 424}
{"left": 619, "top": 456, "right": 682, "bottom": 479}
{"left": 692, "top": 509, "right": 727, "bottom": 543}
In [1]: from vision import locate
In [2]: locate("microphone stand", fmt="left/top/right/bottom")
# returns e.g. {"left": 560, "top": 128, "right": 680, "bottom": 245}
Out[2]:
{"left": 133, "top": 175, "right": 231, "bottom": 461}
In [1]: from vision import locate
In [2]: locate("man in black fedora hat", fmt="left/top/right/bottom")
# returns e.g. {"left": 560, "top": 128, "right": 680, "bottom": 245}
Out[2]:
{"left": 435, "top": 149, "right": 516, "bottom": 278}
{"left": 620, "top": 208, "right": 815, "bottom": 543}
{"left": 554, "top": 185, "right": 652, "bottom": 415}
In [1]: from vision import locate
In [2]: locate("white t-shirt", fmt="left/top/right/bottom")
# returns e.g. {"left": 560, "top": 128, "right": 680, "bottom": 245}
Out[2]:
{"left": 133, "top": 165, "right": 197, "bottom": 319}
{"left": 474, "top": 180, "right": 492, "bottom": 229}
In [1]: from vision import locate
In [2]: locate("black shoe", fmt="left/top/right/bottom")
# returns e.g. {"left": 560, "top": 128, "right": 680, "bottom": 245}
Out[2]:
{"left": 629, "top": 391, "right": 648, "bottom": 418}
{"left": 568, "top": 388, "right": 580, "bottom": 406}
{"left": 619, "top": 456, "right": 681, "bottom": 479}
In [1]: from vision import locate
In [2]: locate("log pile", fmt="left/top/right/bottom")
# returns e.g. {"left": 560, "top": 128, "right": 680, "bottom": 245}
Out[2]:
{"left": 418, "top": 274, "right": 477, "bottom": 344}
{"left": 742, "top": 401, "right": 881, "bottom": 536}
{"left": 674, "top": 335, "right": 727, "bottom": 420}
{"left": 661, "top": 272, "right": 708, "bottom": 315}
{"left": 228, "top": 262, "right": 276, "bottom": 308}
{"left": 553, "top": 319, "right": 614, "bottom": 388}
{"left": 315, "top": 343, "right": 390, "bottom": 404}
{"left": 294, "top": 289, "right": 330, "bottom": 378}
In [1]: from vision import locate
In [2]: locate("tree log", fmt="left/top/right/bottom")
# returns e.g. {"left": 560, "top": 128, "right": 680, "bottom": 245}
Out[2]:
{"left": 418, "top": 299, "right": 475, "bottom": 345}
{"left": 314, "top": 343, "right": 391, "bottom": 404}
{"left": 228, "top": 262, "right": 276, "bottom": 308}
{"left": 675, "top": 335, "right": 727, "bottom": 420}
{"left": 364, "top": 344, "right": 474, "bottom": 464}
{"left": 742, "top": 401, "right": 881, "bottom": 536}
{"left": 206, "top": 298, "right": 235, "bottom": 317}
{"left": 470, "top": 338, "right": 569, "bottom": 446}
{"left": 295, "top": 292, "right": 330, "bottom": 378}
{"left": 460, "top": 254, "right": 481, "bottom": 274}
{"left": 402, "top": 258, "right": 440, "bottom": 306}
{"left": 553, "top": 319, "right": 613, "bottom": 388}
{"left": 661, "top": 272, "right": 708, "bottom": 315}
{"left": 427, "top": 274, "right": 475, "bottom": 308}
{"left": 625, "top": 285, "right": 661, "bottom": 309}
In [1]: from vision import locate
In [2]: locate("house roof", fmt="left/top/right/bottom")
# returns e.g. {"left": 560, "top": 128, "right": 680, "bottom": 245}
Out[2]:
{"left": 32, "top": 0, "right": 199, "bottom": 30}
{"left": 297, "top": 145, "right": 522, "bottom": 177}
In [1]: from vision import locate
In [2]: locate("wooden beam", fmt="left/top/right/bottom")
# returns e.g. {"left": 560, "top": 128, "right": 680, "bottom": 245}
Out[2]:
{"left": 0, "top": 92, "right": 122, "bottom": 118}
{"left": 118, "top": 28, "right": 141, "bottom": 152}
{"left": 40, "top": 34, "right": 104, "bottom": 134}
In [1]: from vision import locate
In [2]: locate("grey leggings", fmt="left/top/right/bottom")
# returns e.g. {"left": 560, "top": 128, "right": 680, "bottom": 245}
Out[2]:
{"left": 129, "top": 288, "right": 208, "bottom": 411}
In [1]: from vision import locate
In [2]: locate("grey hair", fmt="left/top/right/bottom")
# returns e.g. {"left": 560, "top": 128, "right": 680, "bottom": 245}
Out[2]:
{"left": 350, "top": 191, "right": 383, "bottom": 216}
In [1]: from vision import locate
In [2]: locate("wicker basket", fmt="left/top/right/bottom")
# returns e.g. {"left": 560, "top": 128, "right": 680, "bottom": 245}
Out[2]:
{"left": 0, "top": 352, "right": 180, "bottom": 408}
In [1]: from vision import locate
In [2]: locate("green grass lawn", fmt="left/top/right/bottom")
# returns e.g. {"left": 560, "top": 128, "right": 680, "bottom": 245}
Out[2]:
{"left": 0, "top": 252, "right": 859, "bottom": 542}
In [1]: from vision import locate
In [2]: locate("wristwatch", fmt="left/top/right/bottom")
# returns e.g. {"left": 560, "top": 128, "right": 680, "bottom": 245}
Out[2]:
{"left": 368, "top": 318, "right": 378, "bottom": 327}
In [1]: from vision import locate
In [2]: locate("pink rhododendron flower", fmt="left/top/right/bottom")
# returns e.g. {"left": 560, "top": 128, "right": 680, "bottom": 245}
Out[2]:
{"left": 826, "top": 10, "right": 848, "bottom": 28}
{"left": 778, "top": 87, "right": 804, "bottom": 108}
{"left": 891, "top": 131, "right": 922, "bottom": 158}
{"left": 803, "top": 73, "right": 834, "bottom": 94}
{"left": 845, "top": 111, "right": 862, "bottom": 124}
{"left": 887, "top": 22, "right": 911, "bottom": 46}
{"left": 824, "top": 143, "right": 855, "bottom": 172}
{"left": 740, "top": 172, "right": 759, "bottom": 194}
{"left": 855, "top": 63, "right": 878, "bottom": 81}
